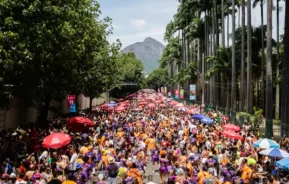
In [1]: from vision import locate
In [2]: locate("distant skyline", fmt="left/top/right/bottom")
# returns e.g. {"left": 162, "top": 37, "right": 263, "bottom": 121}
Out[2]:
{"left": 98, "top": 0, "right": 285, "bottom": 48}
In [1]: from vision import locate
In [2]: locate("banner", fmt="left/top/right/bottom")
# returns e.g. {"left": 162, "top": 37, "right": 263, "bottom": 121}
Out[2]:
{"left": 180, "top": 89, "right": 184, "bottom": 99}
{"left": 175, "top": 89, "right": 179, "bottom": 99}
{"left": 168, "top": 91, "right": 171, "bottom": 97}
{"left": 164, "top": 87, "right": 167, "bottom": 95}
{"left": 158, "top": 88, "right": 160, "bottom": 93}
{"left": 67, "top": 95, "right": 76, "bottom": 112}
{"left": 190, "top": 84, "right": 196, "bottom": 100}
{"left": 161, "top": 87, "right": 164, "bottom": 94}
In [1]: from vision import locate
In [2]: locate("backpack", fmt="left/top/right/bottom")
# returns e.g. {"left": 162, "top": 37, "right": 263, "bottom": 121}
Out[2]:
{"left": 108, "top": 164, "right": 118, "bottom": 177}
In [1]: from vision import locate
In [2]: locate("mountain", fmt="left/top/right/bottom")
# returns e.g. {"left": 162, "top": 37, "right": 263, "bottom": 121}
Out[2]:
{"left": 121, "top": 37, "right": 165, "bottom": 75}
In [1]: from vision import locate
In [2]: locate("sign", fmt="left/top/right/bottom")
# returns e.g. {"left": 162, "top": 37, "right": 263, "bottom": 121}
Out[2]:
{"left": 158, "top": 88, "right": 160, "bottom": 93}
{"left": 190, "top": 84, "right": 196, "bottom": 100}
{"left": 168, "top": 92, "right": 171, "bottom": 97}
{"left": 164, "top": 87, "right": 167, "bottom": 95}
{"left": 180, "top": 89, "right": 184, "bottom": 99}
{"left": 175, "top": 89, "right": 179, "bottom": 99}
{"left": 161, "top": 87, "right": 164, "bottom": 94}
{"left": 67, "top": 95, "right": 76, "bottom": 112}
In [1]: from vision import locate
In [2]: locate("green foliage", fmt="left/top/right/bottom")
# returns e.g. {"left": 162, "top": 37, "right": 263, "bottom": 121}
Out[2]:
{"left": 159, "top": 37, "right": 182, "bottom": 68}
{"left": 145, "top": 68, "right": 171, "bottom": 90}
{"left": 173, "top": 62, "right": 198, "bottom": 84}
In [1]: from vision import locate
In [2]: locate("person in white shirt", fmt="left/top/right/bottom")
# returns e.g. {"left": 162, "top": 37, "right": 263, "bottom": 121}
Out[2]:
{"left": 146, "top": 175, "right": 156, "bottom": 184}
{"left": 67, "top": 148, "right": 78, "bottom": 173}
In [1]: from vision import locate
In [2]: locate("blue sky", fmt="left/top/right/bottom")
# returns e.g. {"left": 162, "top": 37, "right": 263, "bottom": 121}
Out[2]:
{"left": 98, "top": 0, "right": 285, "bottom": 49}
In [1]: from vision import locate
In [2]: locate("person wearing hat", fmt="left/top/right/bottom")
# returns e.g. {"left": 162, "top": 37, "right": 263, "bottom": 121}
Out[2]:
{"left": 106, "top": 157, "right": 119, "bottom": 184}
{"left": 9, "top": 173, "right": 17, "bottom": 184}
{"left": 2, "top": 174, "right": 10, "bottom": 184}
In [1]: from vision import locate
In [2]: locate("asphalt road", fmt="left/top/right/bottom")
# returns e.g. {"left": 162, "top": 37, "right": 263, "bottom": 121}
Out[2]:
{"left": 142, "top": 161, "right": 160, "bottom": 184}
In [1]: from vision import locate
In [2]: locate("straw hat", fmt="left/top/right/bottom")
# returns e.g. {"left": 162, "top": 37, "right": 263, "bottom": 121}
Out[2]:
{"left": 108, "top": 157, "right": 115, "bottom": 164}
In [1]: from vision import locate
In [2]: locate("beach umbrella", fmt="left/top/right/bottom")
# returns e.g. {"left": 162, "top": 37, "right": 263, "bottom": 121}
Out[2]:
{"left": 247, "top": 158, "right": 256, "bottom": 165}
{"left": 67, "top": 117, "right": 94, "bottom": 126}
{"left": 221, "top": 131, "right": 243, "bottom": 140}
{"left": 276, "top": 157, "right": 289, "bottom": 169}
{"left": 108, "top": 103, "right": 116, "bottom": 107}
{"left": 42, "top": 133, "right": 71, "bottom": 149}
{"left": 259, "top": 148, "right": 289, "bottom": 158}
{"left": 159, "top": 104, "right": 166, "bottom": 107}
{"left": 109, "top": 101, "right": 116, "bottom": 104}
{"left": 116, "top": 106, "right": 126, "bottom": 112}
{"left": 222, "top": 124, "right": 241, "bottom": 132}
{"left": 175, "top": 103, "right": 184, "bottom": 108}
{"left": 192, "top": 114, "right": 206, "bottom": 120}
{"left": 107, "top": 107, "right": 114, "bottom": 112}
{"left": 178, "top": 107, "right": 186, "bottom": 112}
{"left": 253, "top": 138, "right": 280, "bottom": 149}
{"left": 170, "top": 101, "right": 178, "bottom": 106}
{"left": 201, "top": 117, "right": 214, "bottom": 124}
{"left": 148, "top": 103, "right": 156, "bottom": 108}
{"left": 132, "top": 108, "right": 142, "bottom": 112}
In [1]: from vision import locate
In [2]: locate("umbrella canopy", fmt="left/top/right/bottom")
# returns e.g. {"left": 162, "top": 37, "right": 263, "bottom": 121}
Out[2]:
{"left": 276, "top": 157, "right": 289, "bottom": 169}
{"left": 253, "top": 138, "right": 280, "bottom": 149}
{"left": 148, "top": 103, "right": 156, "bottom": 108}
{"left": 175, "top": 103, "right": 184, "bottom": 108}
{"left": 159, "top": 104, "right": 166, "bottom": 107}
{"left": 67, "top": 117, "right": 94, "bottom": 126}
{"left": 170, "top": 101, "right": 178, "bottom": 106}
{"left": 192, "top": 114, "right": 206, "bottom": 120}
{"left": 247, "top": 158, "right": 256, "bottom": 165}
{"left": 222, "top": 124, "right": 241, "bottom": 132}
{"left": 109, "top": 101, "right": 116, "bottom": 104}
{"left": 116, "top": 106, "right": 126, "bottom": 112}
{"left": 201, "top": 117, "right": 214, "bottom": 124}
{"left": 42, "top": 133, "right": 71, "bottom": 149}
{"left": 259, "top": 148, "right": 289, "bottom": 158}
{"left": 132, "top": 107, "right": 142, "bottom": 112}
{"left": 108, "top": 103, "right": 116, "bottom": 107}
{"left": 178, "top": 107, "right": 186, "bottom": 112}
{"left": 221, "top": 131, "right": 243, "bottom": 140}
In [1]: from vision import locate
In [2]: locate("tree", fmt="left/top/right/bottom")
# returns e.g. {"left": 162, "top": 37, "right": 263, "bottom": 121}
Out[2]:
{"left": 146, "top": 68, "right": 171, "bottom": 90}
{"left": 265, "top": 0, "right": 273, "bottom": 137}
{"left": 231, "top": 0, "right": 237, "bottom": 115}
{"left": 0, "top": 0, "right": 111, "bottom": 123}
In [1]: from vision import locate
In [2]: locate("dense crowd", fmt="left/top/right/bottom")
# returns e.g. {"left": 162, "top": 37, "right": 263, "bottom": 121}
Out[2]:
{"left": 0, "top": 89, "right": 289, "bottom": 184}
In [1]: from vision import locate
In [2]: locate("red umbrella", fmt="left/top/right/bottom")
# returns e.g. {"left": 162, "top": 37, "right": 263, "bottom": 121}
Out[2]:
{"left": 221, "top": 131, "right": 243, "bottom": 140}
{"left": 159, "top": 104, "right": 166, "bottom": 107}
{"left": 116, "top": 106, "right": 125, "bottom": 112}
{"left": 222, "top": 124, "right": 241, "bottom": 132}
{"left": 148, "top": 103, "right": 156, "bottom": 108}
{"left": 42, "top": 133, "right": 71, "bottom": 149}
{"left": 100, "top": 104, "right": 109, "bottom": 109}
{"left": 132, "top": 107, "right": 142, "bottom": 112}
{"left": 107, "top": 107, "right": 114, "bottom": 112}
{"left": 170, "top": 101, "right": 178, "bottom": 106}
{"left": 175, "top": 103, "right": 184, "bottom": 107}
{"left": 67, "top": 117, "right": 94, "bottom": 126}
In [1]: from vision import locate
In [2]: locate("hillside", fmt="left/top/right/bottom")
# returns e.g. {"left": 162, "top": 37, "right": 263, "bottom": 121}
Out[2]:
{"left": 121, "top": 37, "right": 165, "bottom": 75}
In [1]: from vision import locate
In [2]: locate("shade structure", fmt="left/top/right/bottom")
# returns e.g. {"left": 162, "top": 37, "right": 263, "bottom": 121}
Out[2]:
{"left": 175, "top": 103, "right": 184, "bottom": 108}
{"left": 42, "top": 133, "right": 71, "bottom": 149}
{"left": 222, "top": 124, "right": 241, "bottom": 132}
{"left": 192, "top": 114, "right": 206, "bottom": 120}
{"left": 201, "top": 117, "right": 214, "bottom": 124}
{"left": 107, "top": 107, "right": 114, "bottom": 112}
{"left": 108, "top": 103, "right": 116, "bottom": 107}
{"left": 178, "top": 107, "right": 186, "bottom": 112}
{"left": 116, "top": 106, "right": 126, "bottom": 112}
{"left": 67, "top": 117, "right": 94, "bottom": 132}
{"left": 259, "top": 148, "right": 289, "bottom": 158}
{"left": 221, "top": 131, "right": 243, "bottom": 140}
{"left": 276, "top": 157, "right": 289, "bottom": 169}
{"left": 253, "top": 138, "right": 280, "bottom": 149}
{"left": 148, "top": 103, "right": 156, "bottom": 108}
{"left": 170, "top": 101, "right": 178, "bottom": 106}
{"left": 247, "top": 158, "right": 256, "bottom": 165}
{"left": 132, "top": 107, "right": 142, "bottom": 112}
{"left": 109, "top": 101, "right": 116, "bottom": 104}
{"left": 100, "top": 104, "right": 109, "bottom": 109}
{"left": 159, "top": 103, "right": 166, "bottom": 107}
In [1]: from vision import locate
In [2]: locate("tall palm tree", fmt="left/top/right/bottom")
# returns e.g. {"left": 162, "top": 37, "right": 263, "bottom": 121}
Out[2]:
{"left": 239, "top": 0, "right": 246, "bottom": 111}
{"left": 231, "top": 0, "right": 237, "bottom": 115}
{"left": 246, "top": 0, "right": 253, "bottom": 113}
{"left": 265, "top": 0, "right": 273, "bottom": 138}
{"left": 281, "top": 0, "right": 289, "bottom": 136}
{"left": 253, "top": 0, "right": 265, "bottom": 111}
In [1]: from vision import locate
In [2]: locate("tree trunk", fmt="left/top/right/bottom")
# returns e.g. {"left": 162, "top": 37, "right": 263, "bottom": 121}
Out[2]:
{"left": 221, "top": 73, "right": 225, "bottom": 107}
{"left": 275, "top": 0, "right": 280, "bottom": 120}
{"left": 238, "top": 7, "right": 241, "bottom": 27}
{"left": 222, "top": 0, "right": 225, "bottom": 47}
{"left": 246, "top": 0, "right": 253, "bottom": 113}
{"left": 37, "top": 95, "right": 52, "bottom": 128}
{"left": 226, "top": 79, "right": 230, "bottom": 109}
{"left": 239, "top": 0, "right": 246, "bottom": 112}
{"left": 281, "top": 0, "right": 289, "bottom": 137}
{"left": 231, "top": 0, "right": 236, "bottom": 114}
{"left": 260, "top": 0, "right": 265, "bottom": 111}
{"left": 89, "top": 97, "right": 93, "bottom": 112}
{"left": 265, "top": 0, "right": 273, "bottom": 138}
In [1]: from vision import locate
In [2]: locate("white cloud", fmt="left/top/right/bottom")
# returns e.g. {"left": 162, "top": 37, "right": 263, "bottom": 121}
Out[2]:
{"left": 129, "top": 19, "right": 146, "bottom": 29}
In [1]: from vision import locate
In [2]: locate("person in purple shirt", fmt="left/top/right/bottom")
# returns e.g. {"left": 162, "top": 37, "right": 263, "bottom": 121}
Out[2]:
{"left": 80, "top": 156, "right": 94, "bottom": 184}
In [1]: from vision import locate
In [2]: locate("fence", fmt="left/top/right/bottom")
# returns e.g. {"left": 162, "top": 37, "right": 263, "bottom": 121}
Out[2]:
{"left": 171, "top": 97, "right": 289, "bottom": 140}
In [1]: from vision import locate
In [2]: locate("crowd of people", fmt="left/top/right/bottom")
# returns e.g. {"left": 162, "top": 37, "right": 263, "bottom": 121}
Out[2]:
{"left": 0, "top": 89, "right": 289, "bottom": 184}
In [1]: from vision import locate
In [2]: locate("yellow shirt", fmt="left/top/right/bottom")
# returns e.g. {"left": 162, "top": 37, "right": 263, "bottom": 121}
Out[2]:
{"left": 145, "top": 138, "right": 156, "bottom": 150}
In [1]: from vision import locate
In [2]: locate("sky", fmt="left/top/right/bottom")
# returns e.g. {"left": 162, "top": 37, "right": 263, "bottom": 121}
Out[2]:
{"left": 98, "top": 0, "right": 285, "bottom": 49}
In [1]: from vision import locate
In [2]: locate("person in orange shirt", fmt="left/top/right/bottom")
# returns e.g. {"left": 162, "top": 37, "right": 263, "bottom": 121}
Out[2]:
{"left": 197, "top": 167, "right": 211, "bottom": 184}
{"left": 241, "top": 163, "right": 253, "bottom": 183}
{"left": 196, "top": 132, "right": 204, "bottom": 153}
{"left": 127, "top": 162, "right": 142, "bottom": 184}
{"left": 79, "top": 143, "right": 89, "bottom": 155}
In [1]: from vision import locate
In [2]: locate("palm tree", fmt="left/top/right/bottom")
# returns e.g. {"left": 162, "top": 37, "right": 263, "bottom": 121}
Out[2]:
{"left": 265, "top": 0, "right": 273, "bottom": 138}
{"left": 253, "top": 0, "right": 265, "bottom": 111}
{"left": 239, "top": 0, "right": 246, "bottom": 112}
{"left": 246, "top": 0, "right": 253, "bottom": 113}
{"left": 231, "top": 0, "right": 237, "bottom": 115}
{"left": 281, "top": 0, "right": 289, "bottom": 136}
{"left": 206, "top": 47, "right": 232, "bottom": 108}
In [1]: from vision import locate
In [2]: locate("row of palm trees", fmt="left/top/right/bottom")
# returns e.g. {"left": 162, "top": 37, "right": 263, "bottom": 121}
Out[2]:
{"left": 160, "top": 0, "right": 289, "bottom": 137}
